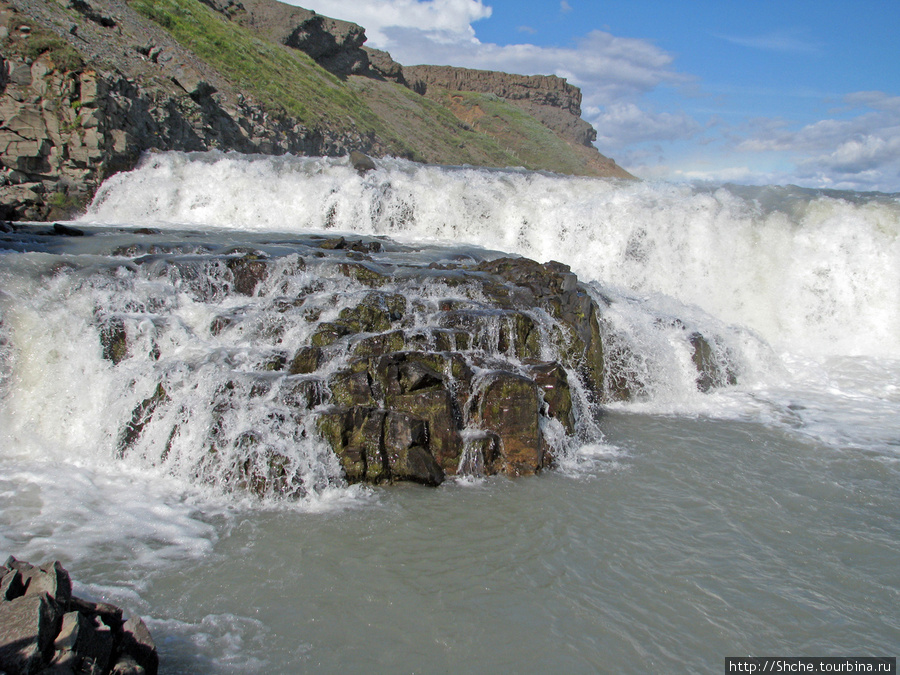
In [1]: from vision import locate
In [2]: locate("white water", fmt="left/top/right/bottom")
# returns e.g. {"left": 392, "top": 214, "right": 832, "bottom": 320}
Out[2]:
{"left": 2, "top": 152, "right": 899, "bottom": 672}
{"left": 87, "top": 152, "right": 900, "bottom": 357}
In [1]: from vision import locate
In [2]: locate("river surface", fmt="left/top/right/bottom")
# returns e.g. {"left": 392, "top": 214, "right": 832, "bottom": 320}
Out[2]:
{"left": 1, "top": 153, "right": 898, "bottom": 672}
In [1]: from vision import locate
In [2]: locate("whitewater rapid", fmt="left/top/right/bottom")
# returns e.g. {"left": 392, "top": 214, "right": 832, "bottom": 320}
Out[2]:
{"left": 84, "top": 152, "right": 900, "bottom": 359}
{"left": 3, "top": 152, "right": 899, "bottom": 672}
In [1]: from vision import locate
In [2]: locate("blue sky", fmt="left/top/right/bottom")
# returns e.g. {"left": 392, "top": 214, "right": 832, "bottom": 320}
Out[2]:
{"left": 293, "top": 0, "right": 900, "bottom": 191}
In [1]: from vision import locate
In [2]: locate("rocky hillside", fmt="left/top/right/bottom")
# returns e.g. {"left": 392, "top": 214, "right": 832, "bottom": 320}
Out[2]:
{"left": 0, "top": 0, "right": 633, "bottom": 220}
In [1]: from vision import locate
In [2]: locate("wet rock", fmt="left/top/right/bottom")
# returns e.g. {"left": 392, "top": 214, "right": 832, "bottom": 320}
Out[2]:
{"left": 52, "top": 222, "right": 85, "bottom": 236}
{"left": 98, "top": 315, "right": 128, "bottom": 365}
{"left": 329, "top": 363, "right": 376, "bottom": 408}
{"left": 458, "top": 431, "right": 501, "bottom": 476}
{"left": 316, "top": 405, "right": 444, "bottom": 485}
{"left": 349, "top": 150, "right": 376, "bottom": 173}
{"left": 17, "top": 231, "right": 632, "bottom": 492}
{"left": 526, "top": 360, "right": 575, "bottom": 433}
{"left": 353, "top": 329, "right": 405, "bottom": 357}
{"left": 689, "top": 331, "right": 738, "bottom": 392}
{"left": 317, "top": 406, "right": 386, "bottom": 483}
{"left": 288, "top": 346, "right": 324, "bottom": 374}
{"left": 338, "top": 261, "right": 390, "bottom": 287}
{"left": 498, "top": 310, "right": 541, "bottom": 359}
{"left": 117, "top": 383, "right": 169, "bottom": 457}
{"left": 226, "top": 253, "right": 268, "bottom": 295}
{"left": 0, "top": 558, "right": 157, "bottom": 675}
{"left": 279, "top": 377, "right": 328, "bottom": 410}
{"left": 475, "top": 371, "right": 545, "bottom": 476}
{"left": 391, "top": 389, "right": 461, "bottom": 473}
{"left": 337, "top": 291, "right": 404, "bottom": 333}
{"left": 311, "top": 321, "right": 353, "bottom": 347}
{"left": 383, "top": 411, "right": 443, "bottom": 485}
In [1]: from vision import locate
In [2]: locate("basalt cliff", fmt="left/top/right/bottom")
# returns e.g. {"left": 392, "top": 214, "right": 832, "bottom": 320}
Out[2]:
{"left": 0, "top": 0, "right": 633, "bottom": 221}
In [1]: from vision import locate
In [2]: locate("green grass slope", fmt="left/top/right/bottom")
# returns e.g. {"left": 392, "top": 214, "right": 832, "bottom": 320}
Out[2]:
{"left": 127, "top": 0, "right": 624, "bottom": 176}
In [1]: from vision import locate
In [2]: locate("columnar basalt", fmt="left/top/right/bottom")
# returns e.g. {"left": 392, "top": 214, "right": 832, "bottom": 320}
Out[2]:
{"left": 0, "top": 557, "right": 158, "bottom": 675}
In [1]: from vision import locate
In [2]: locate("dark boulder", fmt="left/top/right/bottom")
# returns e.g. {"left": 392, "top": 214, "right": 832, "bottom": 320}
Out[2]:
{"left": 0, "top": 558, "right": 157, "bottom": 675}
{"left": 475, "top": 371, "right": 545, "bottom": 476}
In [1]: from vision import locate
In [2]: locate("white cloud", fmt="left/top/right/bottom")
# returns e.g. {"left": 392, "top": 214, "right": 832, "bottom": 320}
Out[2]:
{"left": 560, "top": 1, "right": 572, "bottom": 13}
{"left": 295, "top": 0, "right": 492, "bottom": 44}
{"left": 802, "top": 134, "right": 900, "bottom": 174}
{"left": 730, "top": 92, "right": 900, "bottom": 189}
{"left": 590, "top": 102, "right": 701, "bottom": 148}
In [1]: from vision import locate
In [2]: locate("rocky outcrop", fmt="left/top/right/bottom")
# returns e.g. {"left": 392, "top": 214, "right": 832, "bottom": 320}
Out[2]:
{"left": 2, "top": 224, "right": 736, "bottom": 494}
{"left": 0, "top": 0, "right": 382, "bottom": 220}
{"left": 0, "top": 0, "right": 633, "bottom": 220}
{"left": 216, "top": 0, "right": 371, "bottom": 76}
{"left": 0, "top": 557, "right": 158, "bottom": 675}
{"left": 405, "top": 65, "right": 598, "bottom": 147}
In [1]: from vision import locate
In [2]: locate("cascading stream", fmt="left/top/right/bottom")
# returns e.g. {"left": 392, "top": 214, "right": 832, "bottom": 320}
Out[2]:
{"left": 84, "top": 152, "right": 900, "bottom": 358}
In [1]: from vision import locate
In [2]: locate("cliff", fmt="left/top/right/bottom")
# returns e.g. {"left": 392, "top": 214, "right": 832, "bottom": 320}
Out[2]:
{"left": 405, "top": 65, "right": 597, "bottom": 146}
{"left": 0, "top": 0, "right": 634, "bottom": 220}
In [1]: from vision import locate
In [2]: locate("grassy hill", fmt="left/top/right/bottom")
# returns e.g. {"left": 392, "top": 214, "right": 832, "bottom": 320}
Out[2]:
{"left": 125, "top": 0, "right": 629, "bottom": 176}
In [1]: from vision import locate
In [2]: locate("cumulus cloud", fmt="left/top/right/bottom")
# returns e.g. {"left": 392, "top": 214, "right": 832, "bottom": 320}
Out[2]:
{"left": 590, "top": 102, "right": 701, "bottom": 148}
{"left": 731, "top": 91, "right": 900, "bottom": 189}
{"left": 295, "top": 0, "right": 492, "bottom": 44}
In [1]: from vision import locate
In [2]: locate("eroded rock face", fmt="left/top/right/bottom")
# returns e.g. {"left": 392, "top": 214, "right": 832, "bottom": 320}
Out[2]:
{"left": 78, "top": 235, "right": 616, "bottom": 491}
{"left": 0, "top": 0, "right": 381, "bottom": 220}
{"left": 405, "top": 64, "right": 599, "bottom": 147}
{"left": 0, "top": 557, "right": 158, "bottom": 675}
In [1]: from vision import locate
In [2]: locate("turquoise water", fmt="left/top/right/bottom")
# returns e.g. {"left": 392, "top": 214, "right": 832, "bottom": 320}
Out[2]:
{"left": 1, "top": 154, "right": 898, "bottom": 672}
{"left": 53, "top": 412, "right": 895, "bottom": 673}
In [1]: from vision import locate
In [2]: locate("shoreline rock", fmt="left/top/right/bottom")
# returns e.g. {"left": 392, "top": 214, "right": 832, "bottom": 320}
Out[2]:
{"left": 0, "top": 556, "right": 158, "bottom": 675}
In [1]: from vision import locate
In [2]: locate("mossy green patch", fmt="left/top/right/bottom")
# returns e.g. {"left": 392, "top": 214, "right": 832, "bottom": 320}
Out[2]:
{"left": 2, "top": 24, "right": 84, "bottom": 72}
{"left": 127, "top": 0, "right": 406, "bottom": 147}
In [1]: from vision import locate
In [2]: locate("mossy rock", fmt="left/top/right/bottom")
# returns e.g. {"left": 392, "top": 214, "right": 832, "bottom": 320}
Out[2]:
{"left": 525, "top": 361, "right": 575, "bottom": 433}
{"left": 315, "top": 406, "right": 443, "bottom": 485}
{"left": 475, "top": 371, "right": 544, "bottom": 476}
{"left": 352, "top": 329, "right": 406, "bottom": 357}
{"left": 390, "top": 389, "right": 462, "bottom": 473}
{"left": 498, "top": 311, "right": 542, "bottom": 360}
{"left": 337, "top": 291, "right": 406, "bottom": 333}
{"left": 99, "top": 316, "right": 128, "bottom": 364}
{"left": 289, "top": 346, "right": 324, "bottom": 374}
{"left": 310, "top": 322, "right": 352, "bottom": 347}
{"left": 383, "top": 411, "right": 443, "bottom": 485}
{"left": 338, "top": 261, "right": 390, "bottom": 287}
